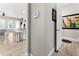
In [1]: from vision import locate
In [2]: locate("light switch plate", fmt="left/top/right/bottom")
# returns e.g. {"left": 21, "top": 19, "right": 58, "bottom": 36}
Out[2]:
{"left": 33, "top": 11, "right": 39, "bottom": 19}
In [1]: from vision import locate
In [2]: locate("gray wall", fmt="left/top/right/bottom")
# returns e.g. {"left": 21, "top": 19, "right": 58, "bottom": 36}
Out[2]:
{"left": 31, "top": 3, "right": 45, "bottom": 56}
{"left": 30, "top": 3, "right": 56, "bottom": 56}
{"left": 62, "top": 3, "right": 79, "bottom": 41}
{"left": 44, "top": 4, "right": 56, "bottom": 55}
{"left": 62, "top": 29, "right": 79, "bottom": 40}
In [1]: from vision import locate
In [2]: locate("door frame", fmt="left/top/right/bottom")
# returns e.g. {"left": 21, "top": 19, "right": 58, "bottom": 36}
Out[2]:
{"left": 52, "top": 8, "right": 58, "bottom": 52}
{"left": 28, "top": 3, "right": 31, "bottom": 56}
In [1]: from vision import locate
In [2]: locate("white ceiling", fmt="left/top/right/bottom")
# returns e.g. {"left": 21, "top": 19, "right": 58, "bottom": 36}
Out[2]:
{"left": 60, "top": 3, "right": 70, "bottom": 7}
{"left": 0, "top": 3, "right": 27, "bottom": 18}
{"left": 61, "top": 3, "right": 79, "bottom": 16}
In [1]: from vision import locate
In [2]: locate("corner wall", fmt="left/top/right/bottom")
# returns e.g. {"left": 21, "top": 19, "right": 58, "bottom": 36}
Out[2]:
{"left": 30, "top": 3, "right": 56, "bottom": 56}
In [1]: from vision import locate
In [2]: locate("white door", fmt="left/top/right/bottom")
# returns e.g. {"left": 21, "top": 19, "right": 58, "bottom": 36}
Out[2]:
{"left": 56, "top": 4, "right": 62, "bottom": 50}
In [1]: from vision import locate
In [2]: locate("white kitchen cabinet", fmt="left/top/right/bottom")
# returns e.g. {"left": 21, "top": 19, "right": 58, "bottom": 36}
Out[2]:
{"left": 7, "top": 20, "right": 14, "bottom": 29}
{"left": 0, "top": 20, "right": 6, "bottom": 29}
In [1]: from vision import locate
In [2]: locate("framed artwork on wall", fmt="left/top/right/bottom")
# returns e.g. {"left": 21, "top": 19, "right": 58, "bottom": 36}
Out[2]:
{"left": 62, "top": 13, "right": 79, "bottom": 29}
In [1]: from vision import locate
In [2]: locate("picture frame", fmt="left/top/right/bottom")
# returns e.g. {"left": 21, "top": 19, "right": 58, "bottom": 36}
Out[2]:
{"left": 62, "top": 13, "right": 79, "bottom": 29}
{"left": 52, "top": 8, "right": 56, "bottom": 21}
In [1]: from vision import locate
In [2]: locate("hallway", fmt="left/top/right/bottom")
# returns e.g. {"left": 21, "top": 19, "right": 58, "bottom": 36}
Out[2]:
{"left": 53, "top": 41, "right": 79, "bottom": 56}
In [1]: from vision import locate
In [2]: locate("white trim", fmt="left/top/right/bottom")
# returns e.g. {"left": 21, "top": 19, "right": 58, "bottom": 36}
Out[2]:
{"left": 30, "top": 53, "right": 34, "bottom": 56}
{"left": 21, "top": 52, "right": 28, "bottom": 56}
{"left": 48, "top": 48, "right": 54, "bottom": 56}
{"left": 30, "top": 49, "right": 54, "bottom": 56}
{"left": 62, "top": 37, "right": 79, "bottom": 42}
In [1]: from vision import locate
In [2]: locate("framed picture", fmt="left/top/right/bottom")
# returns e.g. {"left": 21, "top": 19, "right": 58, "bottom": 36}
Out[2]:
{"left": 62, "top": 13, "right": 79, "bottom": 29}
{"left": 52, "top": 9, "right": 56, "bottom": 21}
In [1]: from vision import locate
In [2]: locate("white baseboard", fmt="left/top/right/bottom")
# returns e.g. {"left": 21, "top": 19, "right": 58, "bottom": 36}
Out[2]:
{"left": 21, "top": 52, "right": 28, "bottom": 56}
{"left": 30, "top": 49, "right": 54, "bottom": 56}
{"left": 29, "top": 53, "right": 34, "bottom": 56}
{"left": 30, "top": 53, "right": 34, "bottom": 56}
{"left": 62, "top": 37, "right": 79, "bottom": 42}
{"left": 48, "top": 48, "right": 54, "bottom": 56}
